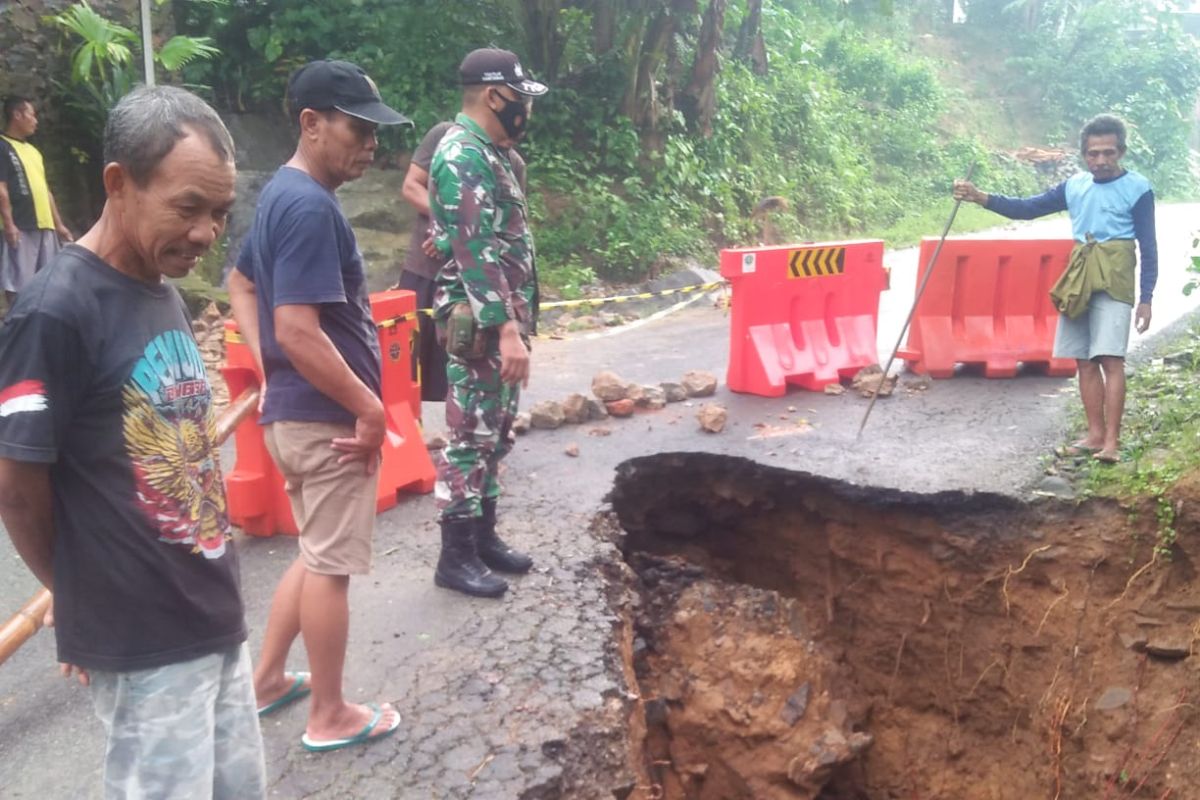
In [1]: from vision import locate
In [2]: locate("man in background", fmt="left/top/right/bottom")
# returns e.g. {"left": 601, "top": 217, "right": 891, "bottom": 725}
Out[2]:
{"left": 399, "top": 120, "right": 526, "bottom": 402}
{"left": 954, "top": 114, "right": 1156, "bottom": 464}
{"left": 1, "top": 96, "right": 73, "bottom": 305}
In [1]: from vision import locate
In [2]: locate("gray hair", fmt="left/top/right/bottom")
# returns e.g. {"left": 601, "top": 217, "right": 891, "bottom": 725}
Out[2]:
{"left": 103, "top": 86, "right": 235, "bottom": 186}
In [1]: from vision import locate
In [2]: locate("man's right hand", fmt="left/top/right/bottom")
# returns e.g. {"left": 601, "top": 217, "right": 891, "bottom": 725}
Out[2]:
{"left": 3, "top": 228, "right": 18, "bottom": 248}
{"left": 952, "top": 180, "right": 988, "bottom": 206}
{"left": 43, "top": 597, "right": 90, "bottom": 686}
{"left": 498, "top": 322, "right": 530, "bottom": 387}
{"left": 331, "top": 401, "right": 387, "bottom": 475}
{"left": 422, "top": 234, "right": 440, "bottom": 259}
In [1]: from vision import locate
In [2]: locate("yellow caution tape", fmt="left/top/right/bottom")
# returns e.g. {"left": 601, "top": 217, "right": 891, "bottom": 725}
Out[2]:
{"left": 377, "top": 311, "right": 422, "bottom": 330}
{"left": 373, "top": 280, "right": 727, "bottom": 329}
{"left": 228, "top": 280, "right": 727, "bottom": 349}
{"left": 541, "top": 280, "right": 725, "bottom": 310}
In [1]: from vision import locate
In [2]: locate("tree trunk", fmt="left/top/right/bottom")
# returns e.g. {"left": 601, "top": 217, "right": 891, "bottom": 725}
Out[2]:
{"left": 734, "top": 0, "right": 768, "bottom": 75}
{"left": 680, "top": 0, "right": 726, "bottom": 136}
{"left": 592, "top": 0, "right": 617, "bottom": 55}
{"left": 621, "top": 0, "right": 698, "bottom": 134}
{"left": 513, "top": 0, "right": 566, "bottom": 82}
{"left": 618, "top": 11, "right": 651, "bottom": 122}
{"left": 630, "top": 8, "right": 673, "bottom": 131}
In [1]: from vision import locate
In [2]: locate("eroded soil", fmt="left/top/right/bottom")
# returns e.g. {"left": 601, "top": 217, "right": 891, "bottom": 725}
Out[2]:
{"left": 601, "top": 453, "right": 1200, "bottom": 800}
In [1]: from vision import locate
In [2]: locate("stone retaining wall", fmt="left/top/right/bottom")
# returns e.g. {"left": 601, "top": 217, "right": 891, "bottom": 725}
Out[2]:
{"left": 1, "top": 0, "right": 157, "bottom": 224}
{"left": 1, "top": 0, "right": 140, "bottom": 102}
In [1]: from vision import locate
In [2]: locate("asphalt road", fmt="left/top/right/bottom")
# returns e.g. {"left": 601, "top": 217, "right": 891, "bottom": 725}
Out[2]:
{"left": 1, "top": 205, "right": 1198, "bottom": 798}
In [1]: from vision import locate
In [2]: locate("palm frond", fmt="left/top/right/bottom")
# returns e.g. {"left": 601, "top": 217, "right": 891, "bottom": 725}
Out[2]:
{"left": 155, "top": 36, "right": 221, "bottom": 71}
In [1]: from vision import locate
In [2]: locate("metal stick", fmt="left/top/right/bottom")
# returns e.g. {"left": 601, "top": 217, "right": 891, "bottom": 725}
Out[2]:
{"left": 856, "top": 164, "right": 977, "bottom": 441}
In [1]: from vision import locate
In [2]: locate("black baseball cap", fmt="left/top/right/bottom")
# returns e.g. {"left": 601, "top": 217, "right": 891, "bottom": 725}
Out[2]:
{"left": 459, "top": 48, "right": 548, "bottom": 96}
{"left": 287, "top": 60, "right": 412, "bottom": 126}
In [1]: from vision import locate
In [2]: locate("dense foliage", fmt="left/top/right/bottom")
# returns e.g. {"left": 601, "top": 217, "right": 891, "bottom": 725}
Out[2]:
{"left": 45, "top": 1, "right": 220, "bottom": 219}
{"left": 966, "top": 0, "right": 1200, "bottom": 197}
{"left": 73, "top": 0, "right": 1200, "bottom": 290}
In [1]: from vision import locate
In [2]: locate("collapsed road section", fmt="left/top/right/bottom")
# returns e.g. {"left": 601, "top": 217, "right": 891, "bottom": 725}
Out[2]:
{"left": 592, "top": 453, "right": 1199, "bottom": 800}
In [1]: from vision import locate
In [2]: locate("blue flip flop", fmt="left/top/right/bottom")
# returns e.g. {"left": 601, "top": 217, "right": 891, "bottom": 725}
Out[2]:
{"left": 300, "top": 703, "right": 402, "bottom": 753}
{"left": 256, "top": 671, "right": 311, "bottom": 717}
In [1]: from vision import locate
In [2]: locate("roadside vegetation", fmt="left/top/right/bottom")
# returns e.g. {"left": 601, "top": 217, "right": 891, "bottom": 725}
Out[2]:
{"left": 1064, "top": 317, "right": 1200, "bottom": 557}
{"left": 39, "top": 0, "right": 1200, "bottom": 298}
{"left": 1064, "top": 251, "right": 1200, "bottom": 557}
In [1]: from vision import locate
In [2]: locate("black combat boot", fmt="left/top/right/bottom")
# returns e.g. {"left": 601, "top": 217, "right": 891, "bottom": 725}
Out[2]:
{"left": 478, "top": 498, "right": 534, "bottom": 574}
{"left": 434, "top": 517, "right": 508, "bottom": 598}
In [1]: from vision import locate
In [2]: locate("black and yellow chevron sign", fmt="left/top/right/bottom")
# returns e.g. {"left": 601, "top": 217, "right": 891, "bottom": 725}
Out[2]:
{"left": 788, "top": 246, "right": 846, "bottom": 279}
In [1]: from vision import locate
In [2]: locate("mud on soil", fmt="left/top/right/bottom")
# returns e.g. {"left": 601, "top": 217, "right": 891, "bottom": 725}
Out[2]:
{"left": 594, "top": 453, "right": 1200, "bottom": 800}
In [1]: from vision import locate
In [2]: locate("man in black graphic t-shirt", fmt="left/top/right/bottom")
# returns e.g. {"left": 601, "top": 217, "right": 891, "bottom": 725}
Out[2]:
{"left": 0, "top": 87, "right": 265, "bottom": 799}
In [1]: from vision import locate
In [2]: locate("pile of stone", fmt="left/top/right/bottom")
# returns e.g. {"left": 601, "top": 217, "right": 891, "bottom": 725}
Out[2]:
{"left": 513, "top": 369, "right": 723, "bottom": 439}
{"left": 191, "top": 302, "right": 230, "bottom": 410}
{"left": 848, "top": 365, "right": 896, "bottom": 399}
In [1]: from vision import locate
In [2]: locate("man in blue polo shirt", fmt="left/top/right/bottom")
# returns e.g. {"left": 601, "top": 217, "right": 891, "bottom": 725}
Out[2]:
{"left": 227, "top": 59, "right": 411, "bottom": 752}
{"left": 954, "top": 114, "right": 1157, "bottom": 464}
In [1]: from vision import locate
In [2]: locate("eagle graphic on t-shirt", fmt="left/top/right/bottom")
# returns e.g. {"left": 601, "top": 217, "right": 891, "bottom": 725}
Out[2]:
{"left": 121, "top": 331, "right": 231, "bottom": 559}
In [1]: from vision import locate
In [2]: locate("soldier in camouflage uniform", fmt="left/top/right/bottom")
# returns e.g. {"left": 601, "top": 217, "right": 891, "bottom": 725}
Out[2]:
{"left": 427, "top": 49, "right": 547, "bottom": 598}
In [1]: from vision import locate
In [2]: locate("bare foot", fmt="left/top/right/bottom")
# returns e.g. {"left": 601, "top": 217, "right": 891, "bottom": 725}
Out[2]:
{"left": 1094, "top": 449, "right": 1120, "bottom": 464}
{"left": 1058, "top": 440, "right": 1101, "bottom": 457}
{"left": 306, "top": 701, "right": 400, "bottom": 743}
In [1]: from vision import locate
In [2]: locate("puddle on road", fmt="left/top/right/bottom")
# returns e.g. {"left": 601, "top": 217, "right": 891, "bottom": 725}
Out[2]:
{"left": 596, "top": 453, "right": 1200, "bottom": 800}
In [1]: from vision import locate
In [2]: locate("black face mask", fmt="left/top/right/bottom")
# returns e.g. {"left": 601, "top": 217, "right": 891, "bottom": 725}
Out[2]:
{"left": 490, "top": 90, "right": 530, "bottom": 141}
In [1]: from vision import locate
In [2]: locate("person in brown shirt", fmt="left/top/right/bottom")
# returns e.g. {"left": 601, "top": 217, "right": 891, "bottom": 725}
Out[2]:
{"left": 399, "top": 120, "right": 525, "bottom": 401}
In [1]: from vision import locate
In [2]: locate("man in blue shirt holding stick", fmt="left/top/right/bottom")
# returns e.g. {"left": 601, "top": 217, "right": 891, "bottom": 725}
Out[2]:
{"left": 954, "top": 114, "right": 1157, "bottom": 464}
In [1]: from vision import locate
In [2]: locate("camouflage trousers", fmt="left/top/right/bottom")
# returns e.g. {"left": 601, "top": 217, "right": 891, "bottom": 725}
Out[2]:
{"left": 89, "top": 643, "right": 266, "bottom": 800}
{"left": 434, "top": 350, "right": 520, "bottom": 521}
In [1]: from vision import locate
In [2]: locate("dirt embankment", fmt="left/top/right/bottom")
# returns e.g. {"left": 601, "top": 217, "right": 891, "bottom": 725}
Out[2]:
{"left": 601, "top": 454, "right": 1200, "bottom": 800}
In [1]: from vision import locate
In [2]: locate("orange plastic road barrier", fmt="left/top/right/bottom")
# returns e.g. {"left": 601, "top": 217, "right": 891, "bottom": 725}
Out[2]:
{"left": 221, "top": 322, "right": 298, "bottom": 536}
{"left": 222, "top": 290, "right": 436, "bottom": 536}
{"left": 720, "top": 240, "right": 888, "bottom": 395}
{"left": 897, "top": 238, "right": 1078, "bottom": 379}
{"left": 369, "top": 289, "right": 436, "bottom": 512}
{"left": 372, "top": 289, "right": 423, "bottom": 424}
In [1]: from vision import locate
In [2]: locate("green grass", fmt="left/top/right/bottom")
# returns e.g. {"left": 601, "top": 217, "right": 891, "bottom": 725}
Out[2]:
{"left": 875, "top": 203, "right": 1030, "bottom": 249}
{"left": 1068, "top": 320, "right": 1200, "bottom": 556}
{"left": 541, "top": 200, "right": 1049, "bottom": 301}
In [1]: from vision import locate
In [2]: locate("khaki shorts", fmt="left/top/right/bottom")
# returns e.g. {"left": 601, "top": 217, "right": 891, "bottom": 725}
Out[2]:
{"left": 1053, "top": 291, "right": 1133, "bottom": 361}
{"left": 264, "top": 420, "right": 378, "bottom": 575}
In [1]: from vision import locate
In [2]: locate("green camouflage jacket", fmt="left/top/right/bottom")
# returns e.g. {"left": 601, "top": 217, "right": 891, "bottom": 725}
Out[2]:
{"left": 429, "top": 112, "right": 538, "bottom": 334}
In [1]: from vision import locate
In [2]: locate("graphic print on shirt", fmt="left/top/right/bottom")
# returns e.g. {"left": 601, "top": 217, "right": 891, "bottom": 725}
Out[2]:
{"left": 1, "top": 140, "right": 31, "bottom": 199}
{"left": 122, "top": 330, "right": 230, "bottom": 559}
{"left": 0, "top": 379, "right": 48, "bottom": 417}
